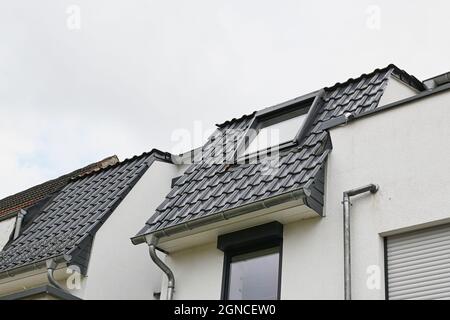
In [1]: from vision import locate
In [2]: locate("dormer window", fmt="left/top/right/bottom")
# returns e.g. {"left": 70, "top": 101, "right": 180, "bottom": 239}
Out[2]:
{"left": 243, "top": 108, "right": 308, "bottom": 156}
{"left": 237, "top": 93, "right": 317, "bottom": 161}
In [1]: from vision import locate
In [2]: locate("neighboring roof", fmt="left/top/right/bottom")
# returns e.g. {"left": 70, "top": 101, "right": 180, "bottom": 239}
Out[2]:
{"left": 0, "top": 156, "right": 119, "bottom": 219}
{"left": 134, "top": 64, "right": 422, "bottom": 242}
{"left": 0, "top": 285, "right": 81, "bottom": 300}
{"left": 0, "top": 149, "right": 172, "bottom": 275}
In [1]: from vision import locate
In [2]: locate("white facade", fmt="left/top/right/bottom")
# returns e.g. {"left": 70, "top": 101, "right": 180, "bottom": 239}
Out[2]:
{"left": 162, "top": 242, "right": 224, "bottom": 300}
{"left": 152, "top": 82, "right": 450, "bottom": 300}
{"left": 324, "top": 88, "right": 450, "bottom": 299}
{"left": 2, "top": 73, "right": 450, "bottom": 300}
{"left": 80, "top": 160, "right": 183, "bottom": 299}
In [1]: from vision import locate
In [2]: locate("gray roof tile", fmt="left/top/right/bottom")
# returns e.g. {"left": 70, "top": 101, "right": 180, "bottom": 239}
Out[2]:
{"left": 135, "top": 64, "right": 422, "bottom": 240}
{"left": 0, "top": 150, "right": 171, "bottom": 274}
{"left": 0, "top": 156, "right": 119, "bottom": 219}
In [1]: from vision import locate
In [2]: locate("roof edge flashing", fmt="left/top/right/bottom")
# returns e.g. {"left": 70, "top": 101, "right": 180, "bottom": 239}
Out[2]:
{"left": 294, "top": 89, "right": 325, "bottom": 144}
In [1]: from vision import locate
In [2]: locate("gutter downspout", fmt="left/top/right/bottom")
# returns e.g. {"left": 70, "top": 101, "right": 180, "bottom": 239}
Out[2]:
{"left": 343, "top": 184, "right": 378, "bottom": 300}
{"left": 13, "top": 209, "right": 27, "bottom": 240}
{"left": 45, "top": 259, "right": 66, "bottom": 291}
{"left": 146, "top": 235, "right": 175, "bottom": 300}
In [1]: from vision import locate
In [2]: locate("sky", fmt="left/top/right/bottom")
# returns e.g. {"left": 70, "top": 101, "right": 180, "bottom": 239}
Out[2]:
{"left": 1, "top": 0, "right": 449, "bottom": 198}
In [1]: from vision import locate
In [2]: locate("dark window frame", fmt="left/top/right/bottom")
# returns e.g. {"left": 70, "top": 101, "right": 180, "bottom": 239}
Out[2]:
{"left": 218, "top": 222, "right": 284, "bottom": 300}
{"left": 232, "top": 90, "right": 323, "bottom": 163}
{"left": 238, "top": 101, "right": 312, "bottom": 162}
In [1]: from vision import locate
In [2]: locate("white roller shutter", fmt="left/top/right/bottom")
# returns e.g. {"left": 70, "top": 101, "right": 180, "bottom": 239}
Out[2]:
{"left": 386, "top": 224, "right": 450, "bottom": 300}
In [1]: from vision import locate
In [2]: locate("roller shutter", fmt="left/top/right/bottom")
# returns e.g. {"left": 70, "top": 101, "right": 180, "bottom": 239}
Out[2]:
{"left": 386, "top": 224, "right": 450, "bottom": 300}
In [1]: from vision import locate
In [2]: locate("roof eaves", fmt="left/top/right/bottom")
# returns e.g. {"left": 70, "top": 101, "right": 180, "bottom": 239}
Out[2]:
{"left": 131, "top": 188, "right": 304, "bottom": 245}
{"left": 0, "top": 254, "right": 68, "bottom": 280}
{"left": 0, "top": 285, "right": 81, "bottom": 300}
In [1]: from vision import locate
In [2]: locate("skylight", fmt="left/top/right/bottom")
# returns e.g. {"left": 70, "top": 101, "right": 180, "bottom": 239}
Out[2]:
{"left": 240, "top": 102, "right": 311, "bottom": 159}
{"left": 244, "top": 112, "right": 307, "bottom": 155}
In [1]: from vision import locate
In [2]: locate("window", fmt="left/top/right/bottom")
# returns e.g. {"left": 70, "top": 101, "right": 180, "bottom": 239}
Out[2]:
{"left": 385, "top": 224, "right": 450, "bottom": 300}
{"left": 218, "top": 222, "right": 283, "bottom": 300}
{"left": 244, "top": 110, "right": 307, "bottom": 155}
{"left": 239, "top": 98, "right": 312, "bottom": 159}
{"left": 226, "top": 246, "right": 281, "bottom": 300}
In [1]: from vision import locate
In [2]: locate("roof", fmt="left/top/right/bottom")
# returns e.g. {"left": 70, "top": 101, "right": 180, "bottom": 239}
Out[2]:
{"left": 0, "top": 156, "right": 119, "bottom": 219}
{"left": 134, "top": 64, "right": 422, "bottom": 242}
{"left": 0, "top": 149, "right": 172, "bottom": 275}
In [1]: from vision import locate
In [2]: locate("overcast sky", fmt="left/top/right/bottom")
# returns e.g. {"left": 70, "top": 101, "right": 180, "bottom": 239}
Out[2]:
{"left": 1, "top": 0, "right": 449, "bottom": 198}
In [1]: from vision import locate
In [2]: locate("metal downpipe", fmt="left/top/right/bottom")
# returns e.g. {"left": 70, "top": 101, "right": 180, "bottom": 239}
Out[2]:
{"left": 13, "top": 209, "right": 27, "bottom": 240}
{"left": 343, "top": 193, "right": 351, "bottom": 300}
{"left": 343, "top": 184, "right": 378, "bottom": 300}
{"left": 147, "top": 236, "right": 175, "bottom": 300}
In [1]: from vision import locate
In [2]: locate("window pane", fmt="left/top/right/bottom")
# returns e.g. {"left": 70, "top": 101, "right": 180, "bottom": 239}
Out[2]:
{"left": 244, "top": 113, "right": 306, "bottom": 155}
{"left": 227, "top": 248, "right": 280, "bottom": 300}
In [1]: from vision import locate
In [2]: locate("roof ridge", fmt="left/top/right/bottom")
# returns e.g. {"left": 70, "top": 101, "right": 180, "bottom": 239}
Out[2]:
{"left": 215, "top": 64, "right": 419, "bottom": 128}
{"left": 0, "top": 155, "right": 120, "bottom": 217}
{"left": 71, "top": 148, "right": 173, "bottom": 181}
{"left": 215, "top": 112, "right": 256, "bottom": 128}
{"left": 323, "top": 64, "right": 393, "bottom": 91}
{"left": 325, "top": 64, "right": 424, "bottom": 92}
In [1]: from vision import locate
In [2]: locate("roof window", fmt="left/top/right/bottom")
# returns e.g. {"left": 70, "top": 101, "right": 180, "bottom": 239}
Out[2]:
{"left": 237, "top": 94, "right": 316, "bottom": 161}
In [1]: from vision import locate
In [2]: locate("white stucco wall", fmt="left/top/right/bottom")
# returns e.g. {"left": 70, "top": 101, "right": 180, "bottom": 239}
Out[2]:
{"left": 324, "top": 89, "right": 450, "bottom": 299}
{"left": 81, "top": 160, "right": 184, "bottom": 300}
{"left": 378, "top": 76, "right": 418, "bottom": 107}
{"left": 160, "top": 242, "right": 224, "bottom": 300}
{"left": 0, "top": 217, "right": 16, "bottom": 251}
{"left": 281, "top": 215, "right": 343, "bottom": 299}
{"left": 280, "top": 82, "right": 450, "bottom": 300}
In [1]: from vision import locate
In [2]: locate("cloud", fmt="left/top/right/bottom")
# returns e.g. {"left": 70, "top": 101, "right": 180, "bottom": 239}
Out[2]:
{"left": 0, "top": 0, "right": 449, "bottom": 198}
